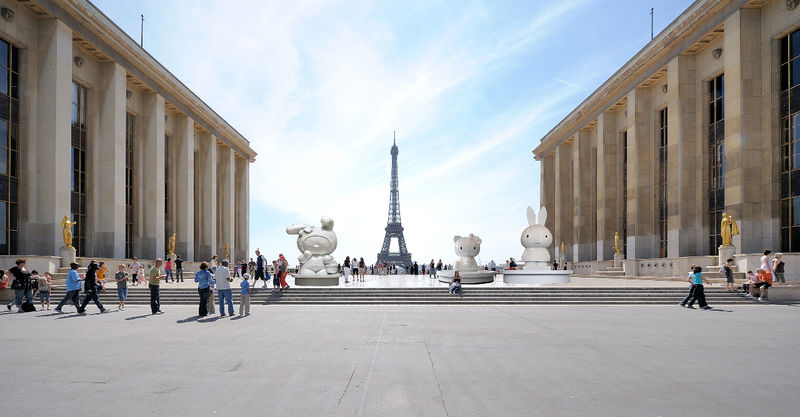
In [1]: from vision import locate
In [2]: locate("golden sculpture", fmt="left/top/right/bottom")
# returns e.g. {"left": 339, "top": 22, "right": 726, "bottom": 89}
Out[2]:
{"left": 60, "top": 216, "right": 77, "bottom": 248}
{"left": 558, "top": 241, "right": 566, "bottom": 266}
{"left": 224, "top": 241, "right": 230, "bottom": 260}
{"left": 613, "top": 232, "right": 623, "bottom": 255}
{"left": 720, "top": 213, "right": 739, "bottom": 247}
{"left": 168, "top": 233, "right": 176, "bottom": 255}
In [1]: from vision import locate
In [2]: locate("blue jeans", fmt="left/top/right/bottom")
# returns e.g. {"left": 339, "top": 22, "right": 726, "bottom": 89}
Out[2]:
{"left": 218, "top": 289, "right": 234, "bottom": 315}
{"left": 117, "top": 287, "right": 128, "bottom": 301}
{"left": 176, "top": 268, "right": 184, "bottom": 282}
{"left": 9, "top": 289, "right": 32, "bottom": 308}
{"left": 165, "top": 269, "right": 174, "bottom": 282}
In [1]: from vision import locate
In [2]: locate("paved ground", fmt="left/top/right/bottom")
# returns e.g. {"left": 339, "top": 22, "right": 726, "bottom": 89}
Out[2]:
{"left": 1, "top": 304, "right": 798, "bottom": 417}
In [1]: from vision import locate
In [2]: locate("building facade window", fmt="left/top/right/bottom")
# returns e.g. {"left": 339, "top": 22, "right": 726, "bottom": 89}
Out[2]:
{"left": 621, "top": 130, "right": 628, "bottom": 256}
{"left": 708, "top": 74, "right": 724, "bottom": 255}
{"left": 71, "top": 81, "right": 88, "bottom": 256}
{"left": 658, "top": 108, "right": 668, "bottom": 257}
{"left": 125, "top": 112, "right": 134, "bottom": 259}
{"left": 779, "top": 29, "right": 800, "bottom": 252}
{"left": 0, "top": 40, "right": 19, "bottom": 255}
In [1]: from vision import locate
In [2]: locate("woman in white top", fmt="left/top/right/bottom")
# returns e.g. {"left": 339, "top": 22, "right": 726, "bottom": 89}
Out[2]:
{"left": 129, "top": 258, "right": 143, "bottom": 286}
{"left": 759, "top": 250, "right": 772, "bottom": 276}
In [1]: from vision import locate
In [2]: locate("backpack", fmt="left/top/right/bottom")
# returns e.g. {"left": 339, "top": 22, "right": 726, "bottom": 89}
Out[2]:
{"left": 21, "top": 301, "right": 36, "bottom": 312}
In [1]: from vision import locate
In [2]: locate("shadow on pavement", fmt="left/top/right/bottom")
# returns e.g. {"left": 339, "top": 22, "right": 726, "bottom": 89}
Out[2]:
{"left": 198, "top": 316, "right": 225, "bottom": 323}
{"left": 177, "top": 316, "right": 200, "bottom": 323}
{"left": 230, "top": 314, "right": 247, "bottom": 320}
{"left": 125, "top": 314, "right": 151, "bottom": 321}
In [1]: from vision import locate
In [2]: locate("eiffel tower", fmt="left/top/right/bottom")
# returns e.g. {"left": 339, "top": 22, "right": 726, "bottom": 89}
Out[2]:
{"left": 377, "top": 133, "right": 412, "bottom": 269}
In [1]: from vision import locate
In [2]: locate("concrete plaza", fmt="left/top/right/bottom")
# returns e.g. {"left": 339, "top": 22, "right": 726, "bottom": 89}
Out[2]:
{"left": 1, "top": 304, "right": 798, "bottom": 416}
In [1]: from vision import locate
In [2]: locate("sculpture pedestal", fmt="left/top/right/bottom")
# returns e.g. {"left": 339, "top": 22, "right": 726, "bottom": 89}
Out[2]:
{"left": 503, "top": 269, "right": 572, "bottom": 285}
{"left": 718, "top": 245, "right": 736, "bottom": 267}
{"left": 613, "top": 253, "right": 623, "bottom": 268}
{"left": 292, "top": 274, "right": 339, "bottom": 286}
{"left": 60, "top": 246, "right": 76, "bottom": 268}
{"left": 438, "top": 270, "right": 495, "bottom": 284}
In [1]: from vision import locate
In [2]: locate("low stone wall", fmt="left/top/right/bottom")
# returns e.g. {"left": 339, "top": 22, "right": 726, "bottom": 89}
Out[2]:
{"left": 572, "top": 254, "right": 800, "bottom": 279}
{"left": 766, "top": 286, "right": 800, "bottom": 302}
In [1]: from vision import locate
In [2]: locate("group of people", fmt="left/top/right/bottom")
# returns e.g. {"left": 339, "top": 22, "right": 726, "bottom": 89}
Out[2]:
{"left": 342, "top": 256, "right": 367, "bottom": 283}
{"left": 1, "top": 258, "right": 54, "bottom": 312}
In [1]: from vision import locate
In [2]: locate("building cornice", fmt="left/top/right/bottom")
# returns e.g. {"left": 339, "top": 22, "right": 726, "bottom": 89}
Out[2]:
{"left": 532, "top": 0, "right": 749, "bottom": 160}
{"left": 32, "top": 0, "right": 257, "bottom": 162}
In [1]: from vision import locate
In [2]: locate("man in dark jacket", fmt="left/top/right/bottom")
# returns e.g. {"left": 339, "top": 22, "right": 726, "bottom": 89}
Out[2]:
{"left": 77, "top": 260, "right": 106, "bottom": 314}
{"left": 6, "top": 258, "right": 31, "bottom": 312}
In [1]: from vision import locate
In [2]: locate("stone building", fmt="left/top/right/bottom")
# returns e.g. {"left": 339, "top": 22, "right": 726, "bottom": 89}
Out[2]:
{"left": 0, "top": 0, "right": 255, "bottom": 264}
{"left": 533, "top": 0, "right": 800, "bottom": 278}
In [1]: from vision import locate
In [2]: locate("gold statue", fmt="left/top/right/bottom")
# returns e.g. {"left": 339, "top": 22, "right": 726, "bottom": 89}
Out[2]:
{"left": 60, "top": 216, "right": 77, "bottom": 248}
{"left": 168, "top": 233, "right": 176, "bottom": 255}
{"left": 720, "top": 213, "right": 739, "bottom": 247}
{"left": 558, "top": 241, "right": 566, "bottom": 266}
{"left": 613, "top": 232, "right": 623, "bottom": 255}
{"left": 224, "top": 241, "right": 230, "bottom": 260}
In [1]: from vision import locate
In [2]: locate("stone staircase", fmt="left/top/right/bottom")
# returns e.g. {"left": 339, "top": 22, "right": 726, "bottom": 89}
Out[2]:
{"left": 44, "top": 287, "right": 753, "bottom": 305}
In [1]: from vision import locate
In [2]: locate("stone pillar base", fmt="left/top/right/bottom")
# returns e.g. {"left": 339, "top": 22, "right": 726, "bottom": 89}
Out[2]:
{"left": 60, "top": 246, "right": 76, "bottom": 268}
{"left": 718, "top": 245, "right": 735, "bottom": 267}
{"left": 613, "top": 253, "right": 623, "bottom": 268}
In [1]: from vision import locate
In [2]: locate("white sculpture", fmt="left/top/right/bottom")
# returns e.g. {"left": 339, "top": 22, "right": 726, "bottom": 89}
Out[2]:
{"left": 454, "top": 234, "right": 482, "bottom": 272}
{"left": 286, "top": 216, "right": 339, "bottom": 276}
{"left": 520, "top": 206, "right": 553, "bottom": 270}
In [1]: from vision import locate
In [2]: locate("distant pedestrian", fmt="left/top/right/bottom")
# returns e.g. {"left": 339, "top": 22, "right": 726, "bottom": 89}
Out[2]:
{"left": 97, "top": 261, "right": 109, "bottom": 291}
{"left": 278, "top": 254, "right": 289, "bottom": 290}
{"left": 114, "top": 263, "right": 129, "bottom": 311}
{"left": 437, "top": 260, "right": 443, "bottom": 271}
{"left": 429, "top": 260, "right": 436, "bottom": 279}
{"left": 78, "top": 260, "right": 107, "bottom": 314}
{"left": 239, "top": 273, "right": 251, "bottom": 316}
{"left": 343, "top": 256, "right": 352, "bottom": 283}
{"left": 165, "top": 257, "right": 174, "bottom": 283}
{"left": 255, "top": 249, "right": 266, "bottom": 288}
{"left": 248, "top": 258, "right": 256, "bottom": 277}
{"left": 194, "top": 262, "right": 214, "bottom": 317}
{"left": 720, "top": 258, "right": 735, "bottom": 292}
{"left": 175, "top": 255, "right": 184, "bottom": 282}
{"left": 772, "top": 253, "right": 785, "bottom": 284}
{"left": 210, "top": 255, "right": 219, "bottom": 273}
{"left": 55, "top": 263, "right": 82, "bottom": 313}
{"left": 148, "top": 258, "right": 166, "bottom": 315}
{"left": 6, "top": 258, "right": 32, "bottom": 312}
{"left": 129, "top": 257, "right": 143, "bottom": 286}
{"left": 272, "top": 260, "right": 280, "bottom": 289}
{"left": 216, "top": 259, "right": 234, "bottom": 317}
{"left": 760, "top": 250, "right": 773, "bottom": 279}
{"left": 684, "top": 265, "right": 711, "bottom": 310}
{"left": 359, "top": 257, "right": 366, "bottom": 281}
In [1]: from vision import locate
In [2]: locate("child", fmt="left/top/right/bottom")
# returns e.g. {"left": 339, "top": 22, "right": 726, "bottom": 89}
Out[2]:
{"left": 129, "top": 258, "right": 142, "bottom": 286}
{"left": 744, "top": 270, "right": 756, "bottom": 293}
{"left": 685, "top": 265, "right": 712, "bottom": 309}
{"left": 449, "top": 271, "right": 462, "bottom": 295}
{"left": 720, "top": 258, "right": 734, "bottom": 292}
{"left": 97, "top": 261, "right": 109, "bottom": 292}
{"left": 34, "top": 271, "right": 51, "bottom": 310}
{"left": 114, "top": 263, "right": 129, "bottom": 311}
{"left": 239, "top": 273, "right": 251, "bottom": 316}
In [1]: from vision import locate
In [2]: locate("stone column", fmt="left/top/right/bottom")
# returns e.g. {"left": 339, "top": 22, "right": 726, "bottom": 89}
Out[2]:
{"left": 174, "top": 115, "right": 194, "bottom": 260}
{"left": 196, "top": 133, "right": 217, "bottom": 260}
{"left": 626, "top": 87, "right": 656, "bottom": 259}
{"left": 139, "top": 93, "right": 165, "bottom": 258}
{"left": 24, "top": 19, "right": 72, "bottom": 256}
{"left": 554, "top": 142, "right": 573, "bottom": 263}
{"left": 235, "top": 156, "right": 249, "bottom": 262}
{"left": 723, "top": 8, "right": 768, "bottom": 254}
{"left": 596, "top": 111, "right": 619, "bottom": 261}
{"left": 667, "top": 54, "right": 701, "bottom": 257}
{"left": 93, "top": 62, "right": 126, "bottom": 259}
{"left": 217, "top": 144, "right": 235, "bottom": 261}
{"left": 572, "top": 130, "right": 594, "bottom": 261}
{"left": 540, "top": 154, "right": 555, "bottom": 261}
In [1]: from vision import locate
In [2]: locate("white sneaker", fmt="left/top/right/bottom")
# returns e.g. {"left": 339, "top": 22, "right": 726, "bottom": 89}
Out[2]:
{"left": 758, "top": 297, "right": 764, "bottom": 301}
{"left": 745, "top": 294, "right": 753, "bottom": 298}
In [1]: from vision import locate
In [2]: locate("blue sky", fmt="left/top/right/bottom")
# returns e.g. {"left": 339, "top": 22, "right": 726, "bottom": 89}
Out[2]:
{"left": 93, "top": 0, "right": 693, "bottom": 265}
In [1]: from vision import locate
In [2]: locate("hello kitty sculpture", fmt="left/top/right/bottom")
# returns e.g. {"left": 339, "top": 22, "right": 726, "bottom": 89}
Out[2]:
{"left": 454, "top": 234, "right": 482, "bottom": 272}
{"left": 286, "top": 216, "right": 339, "bottom": 276}
{"left": 521, "top": 206, "right": 553, "bottom": 270}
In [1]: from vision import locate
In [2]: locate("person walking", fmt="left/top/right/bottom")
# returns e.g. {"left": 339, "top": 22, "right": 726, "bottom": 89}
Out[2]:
{"left": 129, "top": 257, "right": 143, "bottom": 286}
{"left": 6, "top": 258, "right": 31, "bottom": 312}
{"left": 772, "top": 253, "right": 785, "bottom": 284}
{"left": 278, "top": 254, "right": 289, "bottom": 290}
{"left": 359, "top": 257, "right": 366, "bottom": 281}
{"left": 216, "top": 259, "right": 234, "bottom": 317}
{"left": 248, "top": 258, "right": 256, "bottom": 278}
{"left": 175, "top": 255, "right": 184, "bottom": 282}
{"left": 55, "top": 263, "right": 83, "bottom": 313}
{"left": 254, "top": 249, "right": 266, "bottom": 288}
{"left": 77, "top": 260, "right": 107, "bottom": 314}
{"left": 272, "top": 260, "right": 280, "bottom": 289}
{"left": 194, "top": 262, "right": 214, "bottom": 317}
{"left": 239, "top": 273, "right": 251, "bottom": 316}
{"left": 164, "top": 257, "right": 174, "bottom": 283}
{"left": 343, "top": 256, "right": 351, "bottom": 283}
{"left": 114, "top": 263, "right": 128, "bottom": 311}
{"left": 148, "top": 258, "right": 166, "bottom": 315}
{"left": 685, "top": 265, "right": 712, "bottom": 310}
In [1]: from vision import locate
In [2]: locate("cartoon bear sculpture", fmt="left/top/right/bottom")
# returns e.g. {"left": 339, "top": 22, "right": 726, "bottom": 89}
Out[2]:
{"left": 286, "top": 216, "right": 339, "bottom": 275}
{"left": 453, "top": 234, "right": 482, "bottom": 272}
{"left": 520, "top": 206, "right": 553, "bottom": 270}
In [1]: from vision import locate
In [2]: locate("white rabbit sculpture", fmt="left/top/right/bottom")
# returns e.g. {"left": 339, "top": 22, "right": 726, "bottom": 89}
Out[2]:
{"left": 520, "top": 206, "right": 553, "bottom": 270}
